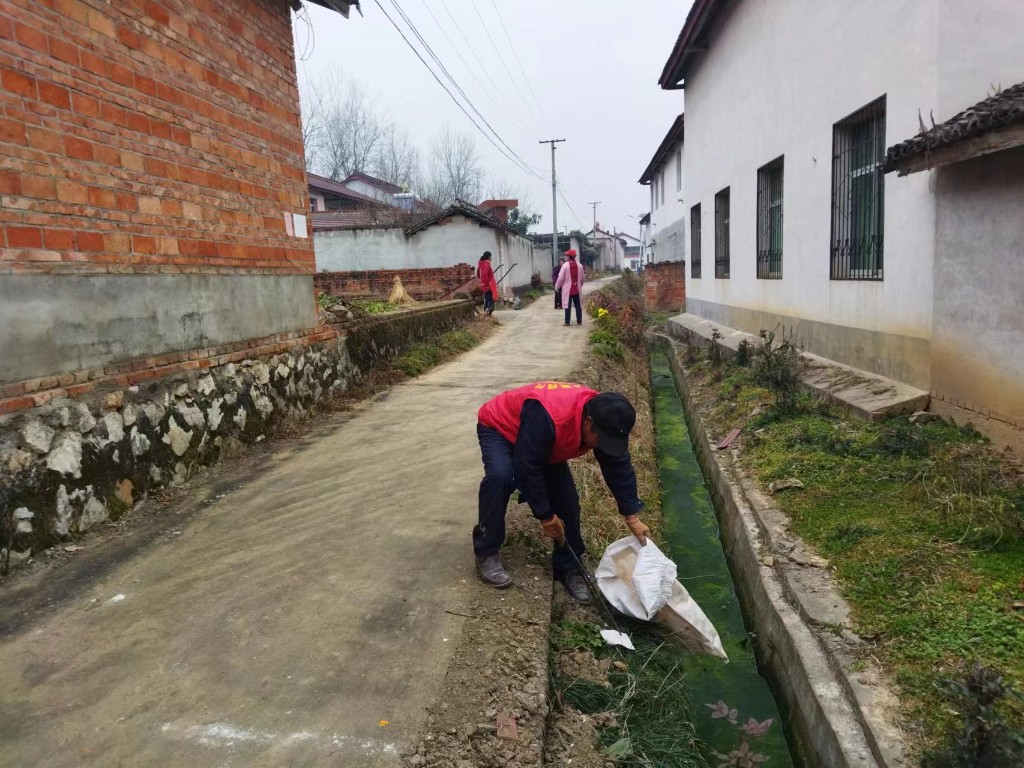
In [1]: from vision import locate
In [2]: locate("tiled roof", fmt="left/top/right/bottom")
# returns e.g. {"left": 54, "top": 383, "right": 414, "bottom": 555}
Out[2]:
{"left": 405, "top": 200, "right": 519, "bottom": 236}
{"left": 342, "top": 171, "right": 404, "bottom": 195}
{"left": 658, "top": 0, "right": 725, "bottom": 89}
{"left": 311, "top": 208, "right": 415, "bottom": 232}
{"left": 313, "top": 200, "right": 523, "bottom": 236}
{"left": 307, "top": 173, "right": 384, "bottom": 205}
{"left": 885, "top": 82, "right": 1024, "bottom": 171}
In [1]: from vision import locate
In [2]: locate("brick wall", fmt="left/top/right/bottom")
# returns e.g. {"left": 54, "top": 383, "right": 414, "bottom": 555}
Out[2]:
{"left": 315, "top": 265, "right": 476, "bottom": 301}
{"left": 0, "top": 0, "right": 311, "bottom": 275}
{"left": 644, "top": 261, "right": 686, "bottom": 311}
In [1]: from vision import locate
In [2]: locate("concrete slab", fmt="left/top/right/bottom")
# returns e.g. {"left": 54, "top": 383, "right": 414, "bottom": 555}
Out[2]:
{"left": 667, "top": 313, "right": 929, "bottom": 420}
{"left": 0, "top": 281, "right": 614, "bottom": 768}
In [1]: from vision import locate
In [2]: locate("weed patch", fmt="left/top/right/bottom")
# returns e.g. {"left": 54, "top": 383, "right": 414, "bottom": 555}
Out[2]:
{"left": 681, "top": 354, "right": 1024, "bottom": 755}
{"left": 394, "top": 329, "right": 479, "bottom": 377}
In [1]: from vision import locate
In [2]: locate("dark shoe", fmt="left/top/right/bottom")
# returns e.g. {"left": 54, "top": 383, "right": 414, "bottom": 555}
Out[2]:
{"left": 476, "top": 554, "right": 513, "bottom": 589}
{"left": 559, "top": 571, "right": 591, "bottom": 603}
{"left": 564, "top": 322, "right": 570, "bottom": 326}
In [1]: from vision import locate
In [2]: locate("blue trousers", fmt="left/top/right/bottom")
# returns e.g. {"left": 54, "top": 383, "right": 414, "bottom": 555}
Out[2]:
{"left": 483, "top": 290, "right": 494, "bottom": 313}
{"left": 473, "top": 424, "right": 585, "bottom": 577}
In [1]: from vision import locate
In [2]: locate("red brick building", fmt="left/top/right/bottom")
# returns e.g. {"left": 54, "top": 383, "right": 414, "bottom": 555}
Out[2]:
{"left": 0, "top": 0, "right": 355, "bottom": 395}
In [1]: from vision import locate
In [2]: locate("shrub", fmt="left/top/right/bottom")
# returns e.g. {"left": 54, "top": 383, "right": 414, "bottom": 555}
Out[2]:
{"left": 922, "top": 663, "right": 1024, "bottom": 768}
{"left": 751, "top": 327, "right": 804, "bottom": 410}
{"left": 735, "top": 339, "right": 752, "bottom": 367}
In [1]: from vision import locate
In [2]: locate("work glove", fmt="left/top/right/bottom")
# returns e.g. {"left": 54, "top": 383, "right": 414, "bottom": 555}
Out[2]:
{"left": 540, "top": 515, "right": 566, "bottom": 546}
{"left": 624, "top": 514, "right": 650, "bottom": 546}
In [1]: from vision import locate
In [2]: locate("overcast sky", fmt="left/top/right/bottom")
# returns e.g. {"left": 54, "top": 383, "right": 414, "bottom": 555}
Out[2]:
{"left": 294, "top": 0, "right": 692, "bottom": 236}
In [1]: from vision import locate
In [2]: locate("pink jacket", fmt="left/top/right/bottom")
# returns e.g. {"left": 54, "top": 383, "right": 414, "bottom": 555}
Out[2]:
{"left": 554, "top": 259, "right": 584, "bottom": 305}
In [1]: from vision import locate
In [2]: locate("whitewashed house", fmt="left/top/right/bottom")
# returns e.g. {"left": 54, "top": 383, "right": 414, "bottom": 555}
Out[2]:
{"left": 650, "top": 0, "right": 1024, "bottom": 448}
{"left": 638, "top": 114, "right": 685, "bottom": 263}
{"left": 313, "top": 201, "right": 540, "bottom": 293}
{"left": 587, "top": 226, "right": 628, "bottom": 272}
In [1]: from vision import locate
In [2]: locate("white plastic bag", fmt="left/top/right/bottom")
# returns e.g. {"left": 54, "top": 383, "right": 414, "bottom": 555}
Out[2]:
{"left": 595, "top": 537, "right": 728, "bottom": 660}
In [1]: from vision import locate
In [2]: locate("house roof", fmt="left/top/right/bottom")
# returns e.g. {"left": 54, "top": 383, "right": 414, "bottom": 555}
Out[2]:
{"left": 638, "top": 114, "right": 684, "bottom": 184}
{"left": 405, "top": 200, "right": 520, "bottom": 237}
{"left": 314, "top": 199, "right": 524, "bottom": 237}
{"left": 658, "top": 0, "right": 726, "bottom": 89}
{"left": 884, "top": 82, "right": 1024, "bottom": 175}
{"left": 588, "top": 227, "right": 628, "bottom": 244}
{"left": 307, "top": 173, "right": 384, "bottom": 206}
{"left": 302, "top": 0, "right": 358, "bottom": 18}
{"left": 342, "top": 171, "right": 404, "bottom": 195}
{"left": 639, "top": 212, "right": 651, "bottom": 225}
{"left": 311, "top": 208, "right": 413, "bottom": 232}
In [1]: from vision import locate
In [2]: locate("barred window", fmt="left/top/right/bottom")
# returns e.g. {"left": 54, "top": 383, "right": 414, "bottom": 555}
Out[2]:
{"left": 690, "top": 204, "right": 701, "bottom": 278}
{"left": 757, "top": 157, "right": 784, "bottom": 279}
{"left": 714, "top": 187, "right": 730, "bottom": 279}
{"left": 831, "top": 97, "right": 885, "bottom": 280}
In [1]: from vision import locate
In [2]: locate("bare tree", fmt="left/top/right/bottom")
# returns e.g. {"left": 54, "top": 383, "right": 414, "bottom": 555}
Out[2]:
{"left": 373, "top": 126, "right": 419, "bottom": 189}
{"left": 300, "top": 71, "right": 388, "bottom": 181}
{"left": 423, "top": 126, "right": 484, "bottom": 207}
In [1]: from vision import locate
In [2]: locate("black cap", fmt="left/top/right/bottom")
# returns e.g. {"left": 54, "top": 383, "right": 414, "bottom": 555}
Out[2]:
{"left": 587, "top": 393, "right": 636, "bottom": 457}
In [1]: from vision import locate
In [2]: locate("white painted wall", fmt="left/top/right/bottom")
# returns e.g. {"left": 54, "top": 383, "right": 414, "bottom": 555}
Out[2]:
{"left": 678, "top": 0, "right": 1024, "bottom": 347}
{"left": 343, "top": 178, "right": 393, "bottom": 205}
{"left": 314, "top": 214, "right": 539, "bottom": 291}
{"left": 649, "top": 143, "right": 686, "bottom": 259}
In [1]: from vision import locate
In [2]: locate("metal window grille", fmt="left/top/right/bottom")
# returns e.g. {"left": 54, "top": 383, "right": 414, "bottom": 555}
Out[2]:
{"left": 831, "top": 97, "right": 885, "bottom": 280}
{"left": 690, "top": 204, "right": 701, "bottom": 278}
{"left": 714, "top": 187, "right": 730, "bottom": 278}
{"left": 757, "top": 157, "right": 784, "bottom": 279}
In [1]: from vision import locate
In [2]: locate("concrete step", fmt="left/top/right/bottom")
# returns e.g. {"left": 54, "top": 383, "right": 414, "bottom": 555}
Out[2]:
{"left": 666, "top": 313, "right": 929, "bottom": 421}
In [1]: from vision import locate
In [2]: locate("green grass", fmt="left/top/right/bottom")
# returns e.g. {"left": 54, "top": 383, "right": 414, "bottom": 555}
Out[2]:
{"left": 683, "top": 357, "right": 1024, "bottom": 753}
{"left": 551, "top": 620, "right": 710, "bottom": 768}
{"left": 353, "top": 299, "right": 401, "bottom": 315}
{"left": 393, "top": 329, "right": 478, "bottom": 377}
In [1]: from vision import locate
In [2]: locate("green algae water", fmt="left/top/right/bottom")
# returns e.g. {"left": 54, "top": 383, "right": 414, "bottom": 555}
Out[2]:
{"left": 650, "top": 351, "right": 796, "bottom": 766}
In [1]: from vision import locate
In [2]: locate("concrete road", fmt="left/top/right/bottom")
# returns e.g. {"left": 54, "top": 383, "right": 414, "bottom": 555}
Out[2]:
{"left": 0, "top": 281, "right": 610, "bottom": 767}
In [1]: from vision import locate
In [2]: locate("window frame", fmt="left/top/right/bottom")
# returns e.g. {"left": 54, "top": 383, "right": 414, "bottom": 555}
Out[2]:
{"left": 756, "top": 156, "right": 784, "bottom": 279}
{"left": 676, "top": 149, "right": 682, "bottom": 192}
{"left": 714, "top": 187, "right": 730, "bottom": 279}
{"left": 830, "top": 96, "right": 886, "bottom": 280}
{"left": 690, "top": 203, "right": 701, "bottom": 279}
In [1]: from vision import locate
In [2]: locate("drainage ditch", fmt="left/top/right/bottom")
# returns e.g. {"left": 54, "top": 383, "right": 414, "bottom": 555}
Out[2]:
{"left": 650, "top": 349, "right": 799, "bottom": 766}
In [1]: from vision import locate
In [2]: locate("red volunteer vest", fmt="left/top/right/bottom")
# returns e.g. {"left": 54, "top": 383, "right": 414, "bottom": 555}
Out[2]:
{"left": 478, "top": 382, "right": 598, "bottom": 464}
{"left": 568, "top": 260, "right": 580, "bottom": 295}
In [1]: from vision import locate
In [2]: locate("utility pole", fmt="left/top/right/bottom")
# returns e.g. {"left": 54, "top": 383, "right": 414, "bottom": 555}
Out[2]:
{"left": 587, "top": 202, "right": 601, "bottom": 268}
{"left": 588, "top": 202, "right": 601, "bottom": 237}
{"left": 540, "top": 138, "right": 565, "bottom": 270}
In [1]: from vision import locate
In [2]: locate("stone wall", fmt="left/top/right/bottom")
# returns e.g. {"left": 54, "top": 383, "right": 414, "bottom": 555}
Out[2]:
{"left": 0, "top": 301, "right": 473, "bottom": 567}
{"left": 644, "top": 260, "right": 686, "bottom": 311}
{"left": 315, "top": 265, "right": 475, "bottom": 301}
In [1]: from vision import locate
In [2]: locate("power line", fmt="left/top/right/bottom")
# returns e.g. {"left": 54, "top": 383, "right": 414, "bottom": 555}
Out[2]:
{"left": 436, "top": 0, "right": 540, "bottom": 139}
{"left": 385, "top": 0, "right": 541, "bottom": 175}
{"left": 469, "top": 1, "right": 547, "bottom": 131}
{"left": 484, "top": 0, "right": 556, "bottom": 133}
{"left": 418, "top": 0, "right": 539, "bottom": 143}
{"left": 370, "top": 0, "right": 544, "bottom": 182}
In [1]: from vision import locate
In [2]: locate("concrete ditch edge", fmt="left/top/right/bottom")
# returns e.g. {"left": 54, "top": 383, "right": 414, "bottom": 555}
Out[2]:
{"left": 656, "top": 334, "right": 902, "bottom": 768}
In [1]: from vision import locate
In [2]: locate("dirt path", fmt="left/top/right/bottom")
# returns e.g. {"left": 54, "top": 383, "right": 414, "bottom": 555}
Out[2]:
{"left": 0, "top": 281, "right": 611, "bottom": 768}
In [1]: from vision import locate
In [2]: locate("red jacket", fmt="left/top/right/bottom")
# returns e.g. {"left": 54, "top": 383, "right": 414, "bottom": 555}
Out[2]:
{"left": 478, "top": 382, "right": 598, "bottom": 464}
{"left": 477, "top": 259, "right": 498, "bottom": 297}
